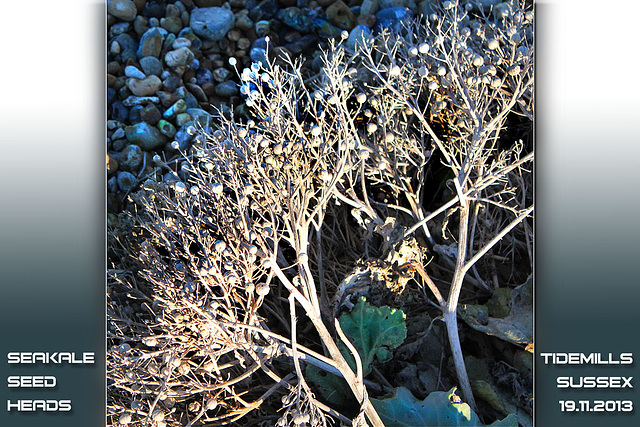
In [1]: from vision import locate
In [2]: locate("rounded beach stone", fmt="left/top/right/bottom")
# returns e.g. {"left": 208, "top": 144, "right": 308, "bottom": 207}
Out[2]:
{"left": 118, "top": 144, "right": 144, "bottom": 172}
{"left": 107, "top": 0, "right": 137, "bottom": 22}
{"left": 164, "top": 46, "right": 195, "bottom": 68}
{"left": 125, "top": 122, "right": 168, "bottom": 150}
{"left": 190, "top": 7, "right": 236, "bottom": 41}
{"left": 116, "top": 171, "right": 137, "bottom": 192}
{"left": 124, "top": 65, "right": 146, "bottom": 79}
{"left": 139, "top": 56, "right": 163, "bottom": 76}
{"left": 137, "top": 27, "right": 164, "bottom": 58}
{"left": 127, "top": 75, "right": 162, "bottom": 96}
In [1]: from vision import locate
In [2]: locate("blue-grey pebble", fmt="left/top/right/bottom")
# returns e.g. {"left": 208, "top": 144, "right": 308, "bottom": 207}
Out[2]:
{"left": 125, "top": 121, "right": 168, "bottom": 150}
{"left": 112, "top": 139, "right": 128, "bottom": 152}
{"left": 177, "top": 27, "right": 203, "bottom": 51}
{"left": 249, "top": 0, "right": 279, "bottom": 21}
{"left": 250, "top": 47, "right": 268, "bottom": 66}
{"left": 162, "top": 75, "right": 182, "bottom": 92}
{"left": 139, "top": 56, "right": 163, "bottom": 77}
{"left": 196, "top": 68, "right": 214, "bottom": 86}
{"left": 116, "top": 171, "right": 138, "bottom": 192}
{"left": 118, "top": 144, "right": 145, "bottom": 172}
{"left": 137, "top": 27, "right": 166, "bottom": 58}
{"left": 175, "top": 87, "right": 199, "bottom": 108}
{"left": 113, "top": 33, "right": 137, "bottom": 63}
{"left": 346, "top": 25, "right": 373, "bottom": 51}
{"left": 108, "top": 176, "right": 119, "bottom": 193}
{"left": 129, "top": 105, "right": 143, "bottom": 123}
{"left": 107, "top": 87, "right": 116, "bottom": 106}
{"left": 375, "top": 7, "right": 414, "bottom": 34}
{"left": 111, "top": 101, "right": 129, "bottom": 123}
{"left": 215, "top": 81, "right": 239, "bottom": 97}
{"left": 190, "top": 7, "right": 236, "bottom": 41}
{"left": 125, "top": 65, "right": 147, "bottom": 79}
{"left": 109, "top": 22, "right": 131, "bottom": 37}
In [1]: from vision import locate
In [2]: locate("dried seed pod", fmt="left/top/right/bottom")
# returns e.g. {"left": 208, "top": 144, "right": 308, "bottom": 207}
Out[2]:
{"left": 367, "top": 123, "right": 378, "bottom": 134}
{"left": 298, "top": 253, "right": 309, "bottom": 263}
{"left": 385, "top": 132, "right": 395, "bottom": 143}
{"left": 437, "top": 66, "right": 447, "bottom": 76}
{"left": 212, "top": 183, "right": 224, "bottom": 195}
{"left": 214, "top": 240, "right": 227, "bottom": 253}
{"left": 256, "top": 282, "right": 270, "bottom": 296}
{"left": 418, "top": 43, "right": 430, "bottom": 54}
{"left": 356, "top": 93, "right": 367, "bottom": 103}
{"left": 152, "top": 410, "right": 165, "bottom": 422}
{"left": 311, "top": 126, "right": 322, "bottom": 137}
{"left": 118, "top": 413, "right": 132, "bottom": 425}
{"left": 487, "top": 39, "right": 499, "bottom": 50}
{"left": 389, "top": 65, "right": 401, "bottom": 76}
{"left": 507, "top": 64, "right": 521, "bottom": 76}
{"left": 143, "top": 337, "right": 158, "bottom": 347}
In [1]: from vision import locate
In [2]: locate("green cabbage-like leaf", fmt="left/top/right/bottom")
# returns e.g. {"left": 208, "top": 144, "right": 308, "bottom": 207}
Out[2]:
{"left": 371, "top": 387, "right": 518, "bottom": 426}
{"left": 338, "top": 297, "right": 407, "bottom": 376}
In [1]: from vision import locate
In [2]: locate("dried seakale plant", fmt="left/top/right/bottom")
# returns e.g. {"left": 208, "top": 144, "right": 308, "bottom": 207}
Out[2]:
{"left": 107, "top": 0, "right": 533, "bottom": 424}
{"left": 354, "top": 0, "right": 534, "bottom": 410}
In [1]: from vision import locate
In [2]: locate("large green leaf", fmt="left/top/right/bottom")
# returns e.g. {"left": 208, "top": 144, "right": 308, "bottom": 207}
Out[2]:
{"left": 338, "top": 297, "right": 407, "bottom": 376}
{"left": 307, "top": 298, "right": 406, "bottom": 406}
{"left": 371, "top": 387, "right": 518, "bottom": 427}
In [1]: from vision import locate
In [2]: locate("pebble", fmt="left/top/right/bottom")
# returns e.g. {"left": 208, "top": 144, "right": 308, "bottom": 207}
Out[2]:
{"left": 165, "top": 46, "right": 195, "bottom": 68}
{"left": 163, "top": 99, "right": 188, "bottom": 119}
{"left": 161, "top": 16, "right": 184, "bottom": 34}
{"left": 139, "top": 56, "right": 163, "bottom": 77}
{"left": 129, "top": 105, "right": 143, "bottom": 123}
{"left": 375, "top": 7, "right": 414, "bottom": 34}
{"left": 113, "top": 34, "right": 137, "bottom": 62}
{"left": 379, "top": 0, "right": 407, "bottom": 8}
{"left": 118, "top": 144, "right": 145, "bottom": 172}
{"left": 196, "top": 68, "right": 214, "bottom": 85}
{"left": 116, "top": 171, "right": 137, "bottom": 192}
{"left": 172, "top": 37, "right": 192, "bottom": 49}
{"left": 108, "top": 176, "right": 119, "bottom": 193}
{"left": 140, "top": 103, "right": 162, "bottom": 124}
{"left": 175, "top": 87, "right": 200, "bottom": 108}
{"left": 162, "top": 75, "right": 182, "bottom": 92}
{"left": 122, "top": 95, "right": 160, "bottom": 106}
{"left": 125, "top": 122, "right": 168, "bottom": 150}
{"left": 360, "top": 0, "right": 380, "bottom": 15}
{"left": 346, "top": 25, "right": 373, "bottom": 51}
{"left": 127, "top": 75, "right": 162, "bottom": 96}
{"left": 109, "top": 22, "right": 131, "bottom": 37}
{"left": 190, "top": 7, "right": 236, "bottom": 41}
{"left": 277, "top": 7, "right": 314, "bottom": 32}
{"left": 250, "top": 0, "right": 280, "bottom": 21}
{"left": 107, "top": 0, "right": 138, "bottom": 22}
{"left": 133, "top": 15, "right": 149, "bottom": 36}
{"left": 137, "top": 27, "right": 165, "bottom": 58}
{"left": 107, "top": 153, "right": 119, "bottom": 175}
{"left": 157, "top": 119, "right": 177, "bottom": 138}
{"left": 111, "top": 101, "right": 129, "bottom": 122}
{"left": 215, "top": 81, "right": 239, "bottom": 97}
{"left": 186, "top": 83, "right": 208, "bottom": 102}
{"left": 124, "top": 65, "right": 146, "bottom": 79}
{"left": 212, "top": 67, "right": 231, "bottom": 82}
{"left": 326, "top": 1, "right": 356, "bottom": 31}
